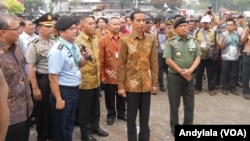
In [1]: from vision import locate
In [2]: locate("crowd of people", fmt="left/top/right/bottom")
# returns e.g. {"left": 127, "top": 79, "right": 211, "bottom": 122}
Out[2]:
{"left": 0, "top": 7, "right": 250, "bottom": 141}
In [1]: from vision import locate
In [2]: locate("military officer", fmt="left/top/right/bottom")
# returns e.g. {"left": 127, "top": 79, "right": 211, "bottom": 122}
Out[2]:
{"left": 25, "top": 13, "right": 55, "bottom": 141}
{"left": 163, "top": 17, "right": 202, "bottom": 136}
{"left": 48, "top": 16, "right": 91, "bottom": 141}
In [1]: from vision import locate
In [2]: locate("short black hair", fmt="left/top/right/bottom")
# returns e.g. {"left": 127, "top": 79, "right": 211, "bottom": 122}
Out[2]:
{"left": 153, "top": 17, "right": 162, "bottom": 24}
{"left": 226, "top": 17, "right": 235, "bottom": 25}
{"left": 130, "top": 11, "right": 145, "bottom": 21}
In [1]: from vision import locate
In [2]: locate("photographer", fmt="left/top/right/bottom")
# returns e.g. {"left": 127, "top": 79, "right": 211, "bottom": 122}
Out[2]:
{"left": 240, "top": 24, "right": 250, "bottom": 99}
{"left": 158, "top": 21, "right": 168, "bottom": 92}
{"left": 205, "top": 5, "right": 220, "bottom": 28}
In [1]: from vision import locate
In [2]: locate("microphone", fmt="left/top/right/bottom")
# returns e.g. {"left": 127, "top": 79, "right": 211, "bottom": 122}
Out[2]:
{"left": 80, "top": 43, "right": 92, "bottom": 61}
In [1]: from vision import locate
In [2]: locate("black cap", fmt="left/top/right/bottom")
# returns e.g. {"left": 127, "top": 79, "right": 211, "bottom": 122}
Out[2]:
{"left": 55, "top": 16, "right": 78, "bottom": 31}
{"left": 174, "top": 17, "right": 187, "bottom": 29}
{"left": 33, "top": 13, "right": 53, "bottom": 26}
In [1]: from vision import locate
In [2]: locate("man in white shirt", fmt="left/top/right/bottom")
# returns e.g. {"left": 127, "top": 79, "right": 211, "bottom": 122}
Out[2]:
{"left": 19, "top": 18, "right": 37, "bottom": 52}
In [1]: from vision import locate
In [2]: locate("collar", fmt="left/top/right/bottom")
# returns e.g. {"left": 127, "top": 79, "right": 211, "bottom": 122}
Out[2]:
{"left": 80, "top": 32, "right": 95, "bottom": 41}
{"left": 108, "top": 32, "right": 122, "bottom": 40}
{"left": 59, "top": 37, "right": 74, "bottom": 49}
{"left": 175, "top": 35, "right": 189, "bottom": 41}
{"left": 21, "top": 32, "right": 37, "bottom": 39}
{"left": 130, "top": 31, "right": 145, "bottom": 40}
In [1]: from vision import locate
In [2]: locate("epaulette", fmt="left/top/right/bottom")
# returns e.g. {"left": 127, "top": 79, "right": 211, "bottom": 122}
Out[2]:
{"left": 57, "top": 44, "right": 63, "bottom": 50}
{"left": 167, "top": 37, "right": 176, "bottom": 41}
{"left": 31, "top": 38, "right": 39, "bottom": 43}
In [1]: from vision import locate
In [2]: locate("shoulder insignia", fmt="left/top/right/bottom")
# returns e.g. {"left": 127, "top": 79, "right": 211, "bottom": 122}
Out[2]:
{"left": 168, "top": 37, "right": 176, "bottom": 41}
{"left": 31, "top": 38, "right": 39, "bottom": 43}
{"left": 57, "top": 44, "right": 63, "bottom": 50}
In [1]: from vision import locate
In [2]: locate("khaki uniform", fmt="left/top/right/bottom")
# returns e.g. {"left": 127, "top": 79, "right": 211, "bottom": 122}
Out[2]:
{"left": 26, "top": 37, "right": 56, "bottom": 74}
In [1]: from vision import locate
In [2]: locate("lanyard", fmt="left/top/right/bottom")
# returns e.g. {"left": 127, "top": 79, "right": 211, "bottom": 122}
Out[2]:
{"left": 227, "top": 32, "right": 236, "bottom": 45}
{"left": 59, "top": 39, "right": 78, "bottom": 66}
{"left": 111, "top": 38, "right": 119, "bottom": 51}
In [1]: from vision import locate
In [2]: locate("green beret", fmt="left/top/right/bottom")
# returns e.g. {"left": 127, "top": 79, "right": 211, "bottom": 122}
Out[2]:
{"left": 174, "top": 17, "right": 187, "bottom": 29}
{"left": 55, "top": 16, "right": 78, "bottom": 31}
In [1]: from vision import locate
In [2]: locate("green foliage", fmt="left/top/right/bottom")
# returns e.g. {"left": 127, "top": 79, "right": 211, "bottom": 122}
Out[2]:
{"left": 3, "top": 0, "right": 25, "bottom": 13}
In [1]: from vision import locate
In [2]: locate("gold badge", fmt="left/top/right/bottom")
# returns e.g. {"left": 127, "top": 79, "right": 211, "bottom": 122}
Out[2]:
{"left": 48, "top": 15, "right": 52, "bottom": 20}
{"left": 176, "top": 52, "right": 182, "bottom": 58}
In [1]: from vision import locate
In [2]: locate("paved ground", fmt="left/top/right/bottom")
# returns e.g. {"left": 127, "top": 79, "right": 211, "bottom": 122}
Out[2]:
{"left": 29, "top": 80, "right": 250, "bottom": 141}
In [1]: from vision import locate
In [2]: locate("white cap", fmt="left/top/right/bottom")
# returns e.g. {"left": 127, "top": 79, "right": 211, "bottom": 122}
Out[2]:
{"left": 201, "top": 15, "right": 211, "bottom": 23}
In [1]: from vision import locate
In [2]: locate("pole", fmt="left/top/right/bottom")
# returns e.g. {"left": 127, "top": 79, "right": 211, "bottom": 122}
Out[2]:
{"left": 135, "top": 0, "right": 138, "bottom": 8}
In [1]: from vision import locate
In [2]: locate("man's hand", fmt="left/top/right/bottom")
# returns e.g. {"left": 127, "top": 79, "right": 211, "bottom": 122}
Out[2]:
{"left": 118, "top": 89, "right": 126, "bottom": 97}
{"left": 180, "top": 69, "right": 192, "bottom": 81}
{"left": 33, "top": 87, "right": 42, "bottom": 101}
{"left": 56, "top": 99, "right": 65, "bottom": 110}
{"left": 151, "top": 86, "right": 157, "bottom": 95}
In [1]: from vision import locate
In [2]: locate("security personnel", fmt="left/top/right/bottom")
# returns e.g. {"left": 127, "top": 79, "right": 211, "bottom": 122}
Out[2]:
{"left": 163, "top": 17, "right": 201, "bottom": 136}
{"left": 166, "top": 14, "right": 183, "bottom": 39}
{"left": 25, "top": 13, "right": 55, "bottom": 141}
{"left": 48, "top": 16, "right": 92, "bottom": 141}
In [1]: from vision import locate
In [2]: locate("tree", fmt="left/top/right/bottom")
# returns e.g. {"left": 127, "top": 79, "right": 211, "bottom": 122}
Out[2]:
{"left": 23, "top": 0, "right": 44, "bottom": 13}
{"left": 233, "top": 0, "right": 250, "bottom": 11}
{"left": 3, "top": 0, "right": 24, "bottom": 13}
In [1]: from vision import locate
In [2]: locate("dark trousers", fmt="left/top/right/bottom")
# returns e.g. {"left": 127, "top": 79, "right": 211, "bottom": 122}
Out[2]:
{"left": 50, "top": 86, "right": 79, "bottom": 141}
{"left": 5, "top": 120, "right": 30, "bottom": 141}
{"left": 221, "top": 60, "right": 239, "bottom": 90}
{"left": 35, "top": 73, "right": 52, "bottom": 141}
{"left": 78, "top": 87, "right": 100, "bottom": 138}
{"left": 126, "top": 92, "right": 151, "bottom": 141}
{"left": 158, "top": 53, "right": 168, "bottom": 87}
{"left": 167, "top": 73, "right": 194, "bottom": 136}
{"left": 104, "top": 84, "right": 126, "bottom": 119}
{"left": 242, "top": 53, "right": 250, "bottom": 93}
{"left": 195, "top": 59, "right": 217, "bottom": 91}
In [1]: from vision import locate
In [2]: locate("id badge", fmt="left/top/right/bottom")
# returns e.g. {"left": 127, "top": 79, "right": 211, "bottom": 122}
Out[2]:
{"left": 229, "top": 45, "right": 237, "bottom": 57}
{"left": 200, "top": 41, "right": 207, "bottom": 48}
{"left": 160, "top": 44, "right": 165, "bottom": 50}
{"left": 115, "top": 52, "right": 118, "bottom": 58}
{"left": 76, "top": 70, "right": 81, "bottom": 78}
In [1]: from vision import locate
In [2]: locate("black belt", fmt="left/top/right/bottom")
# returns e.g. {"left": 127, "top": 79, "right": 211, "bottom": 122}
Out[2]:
{"left": 59, "top": 85, "right": 79, "bottom": 89}
{"left": 36, "top": 72, "right": 49, "bottom": 78}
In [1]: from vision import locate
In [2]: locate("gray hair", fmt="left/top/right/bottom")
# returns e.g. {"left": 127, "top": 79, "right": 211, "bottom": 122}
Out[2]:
{"left": 108, "top": 17, "right": 120, "bottom": 23}
{"left": 0, "top": 13, "right": 18, "bottom": 29}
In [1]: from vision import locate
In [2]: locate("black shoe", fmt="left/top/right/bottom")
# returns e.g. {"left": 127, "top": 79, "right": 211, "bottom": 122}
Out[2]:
{"left": 82, "top": 135, "right": 98, "bottom": 141}
{"left": 243, "top": 93, "right": 250, "bottom": 99}
{"left": 107, "top": 118, "right": 114, "bottom": 125}
{"left": 231, "top": 89, "right": 239, "bottom": 95}
{"left": 159, "top": 86, "right": 166, "bottom": 92}
{"left": 117, "top": 115, "right": 127, "bottom": 121}
{"left": 92, "top": 128, "right": 109, "bottom": 137}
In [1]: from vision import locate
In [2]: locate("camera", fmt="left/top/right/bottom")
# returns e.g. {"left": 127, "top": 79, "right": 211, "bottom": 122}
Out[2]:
{"left": 159, "top": 28, "right": 165, "bottom": 34}
{"left": 207, "top": 4, "right": 212, "bottom": 14}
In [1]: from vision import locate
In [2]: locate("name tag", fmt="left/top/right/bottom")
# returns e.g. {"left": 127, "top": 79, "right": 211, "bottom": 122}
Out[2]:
{"left": 229, "top": 45, "right": 237, "bottom": 57}
{"left": 200, "top": 41, "right": 207, "bottom": 48}
{"left": 160, "top": 44, "right": 165, "bottom": 50}
{"left": 76, "top": 71, "right": 81, "bottom": 78}
{"left": 115, "top": 52, "right": 118, "bottom": 58}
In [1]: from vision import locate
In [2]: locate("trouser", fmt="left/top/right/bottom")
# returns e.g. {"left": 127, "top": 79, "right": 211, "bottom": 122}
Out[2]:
{"left": 78, "top": 87, "right": 100, "bottom": 139}
{"left": 195, "top": 59, "right": 217, "bottom": 91}
{"left": 167, "top": 73, "right": 194, "bottom": 136}
{"left": 104, "top": 84, "right": 126, "bottom": 119}
{"left": 126, "top": 92, "right": 151, "bottom": 141}
{"left": 221, "top": 60, "right": 239, "bottom": 90}
{"left": 5, "top": 120, "right": 30, "bottom": 141}
{"left": 50, "top": 85, "right": 79, "bottom": 141}
{"left": 158, "top": 53, "right": 168, "bottom": 87}
{"left": 242, "top": 53, "right": 250, "bottom": 93}
{"left": 35, "top": 73, "right": 52, "bottom": 141}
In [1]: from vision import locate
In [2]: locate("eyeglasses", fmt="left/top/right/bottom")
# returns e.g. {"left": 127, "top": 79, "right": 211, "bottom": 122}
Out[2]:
{"left": 1, "top": 27, "right": 21, "bottom": 32}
